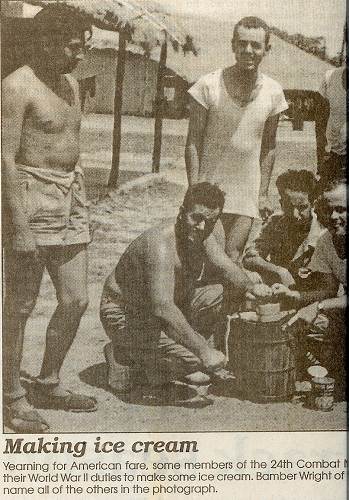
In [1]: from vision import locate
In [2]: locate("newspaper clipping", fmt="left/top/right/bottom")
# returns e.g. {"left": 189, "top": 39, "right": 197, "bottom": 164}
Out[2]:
{"left": 1, "top": 1, "right": 347, "bottom": 499}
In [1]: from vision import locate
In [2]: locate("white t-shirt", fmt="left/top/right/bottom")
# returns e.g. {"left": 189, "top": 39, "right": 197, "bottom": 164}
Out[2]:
{"left": 188, "top": 69, "right": 288, "bottom": 218}
{"left": 309, "top": 230, "right": 347, "bottom": 290}
{"left": 318, "top": 67, "right": 346, "bottom": 155}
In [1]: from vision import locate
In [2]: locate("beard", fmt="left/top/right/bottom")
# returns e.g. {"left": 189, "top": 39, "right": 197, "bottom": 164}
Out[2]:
{"left": 289, "top": 217, "right": 312, "bottom": 233}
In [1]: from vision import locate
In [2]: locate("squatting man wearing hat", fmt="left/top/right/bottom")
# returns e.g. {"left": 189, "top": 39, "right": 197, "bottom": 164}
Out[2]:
{"left": 100, "top": 183, "right": 272, "bottom": 406}
{"left": 2, "top": 6, "right": 97, "bottom": 433}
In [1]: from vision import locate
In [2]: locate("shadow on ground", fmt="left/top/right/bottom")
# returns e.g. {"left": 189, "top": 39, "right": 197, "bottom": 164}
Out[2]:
{"left": 79, "top": 362, "right": 109, "bottom": 390}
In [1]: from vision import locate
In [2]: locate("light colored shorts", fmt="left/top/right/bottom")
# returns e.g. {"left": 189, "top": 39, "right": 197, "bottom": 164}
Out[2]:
{"left": 16, "top": 165, "right": 90, "bottom": 246}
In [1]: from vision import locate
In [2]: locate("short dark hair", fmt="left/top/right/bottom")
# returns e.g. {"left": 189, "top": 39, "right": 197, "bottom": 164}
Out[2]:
{"left": 232, "top": 16, "right": 270, "bottom": 47}
{"left": 276, "top": 169, "right": 317, "bottom": 203}
{"left": 34, "top": 5, "right": 92, "bottom": 43}
{"left": 182, "top": 182, "right": 225, "bottom": 211}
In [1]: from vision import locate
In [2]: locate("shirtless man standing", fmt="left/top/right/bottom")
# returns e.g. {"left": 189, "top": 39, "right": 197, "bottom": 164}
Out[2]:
{"left": 186, "top": 16, "right": 288, "bottom": 261}
{"left": 2, "top": 6, "right": 96, "bottom": 433}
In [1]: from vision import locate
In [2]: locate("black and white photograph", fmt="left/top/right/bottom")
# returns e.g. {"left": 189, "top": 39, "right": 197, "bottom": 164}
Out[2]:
{"left": 1, "top": 0, "right": 347, "bottom": 440}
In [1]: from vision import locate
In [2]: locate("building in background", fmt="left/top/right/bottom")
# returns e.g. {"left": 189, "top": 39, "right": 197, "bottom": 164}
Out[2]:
{"left": 73, "top": 29, "right": 188, "bottom": 118}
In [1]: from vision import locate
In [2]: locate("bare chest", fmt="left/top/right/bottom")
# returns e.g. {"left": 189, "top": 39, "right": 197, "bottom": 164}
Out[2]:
{"left": 25, "top": 77, "right": 81, "bottom": 134}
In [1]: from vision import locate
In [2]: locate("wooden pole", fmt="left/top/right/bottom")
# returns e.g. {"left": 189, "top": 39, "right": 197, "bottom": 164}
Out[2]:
{"left": 292, "top": 93, "right": 304, "bottom": 131}
{"left": 108, "top": 30, "right": 127, "bottom": 188}
{"left": 152, "top": 37, "right": 168, "bottom": 173}
{"left": 339, "top": 22, "right": 346, "bottom": 66}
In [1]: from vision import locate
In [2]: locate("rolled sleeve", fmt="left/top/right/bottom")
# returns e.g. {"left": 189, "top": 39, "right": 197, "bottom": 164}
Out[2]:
{"left": 270, "top": 88, "right": 288, "bottom": 117}
{"left": 187, "top": 77, "right": 210, "bottom": 110}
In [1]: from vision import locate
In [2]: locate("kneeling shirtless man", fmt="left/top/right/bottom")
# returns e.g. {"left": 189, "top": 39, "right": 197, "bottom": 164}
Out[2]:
{"left": 100, "top": 183, "right": 271, "bottom": 405}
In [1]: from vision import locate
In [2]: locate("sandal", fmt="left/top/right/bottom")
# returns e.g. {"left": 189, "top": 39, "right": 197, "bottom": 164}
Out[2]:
{"left": 128, "top": 382, "right": 214, "bottom": 408}
{"left": 30, "top": 388, "right": 97, "bottom": 413}
{"left": 4, "top": 402, "right": 49, "bottom": 433}
{"left": 168, "top": 383, "right": 214, "bottom": 408}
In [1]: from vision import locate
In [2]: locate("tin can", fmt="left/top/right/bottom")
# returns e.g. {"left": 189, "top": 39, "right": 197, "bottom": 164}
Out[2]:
{"left": 309, "top": 376, "right": 335, "bottom": 411}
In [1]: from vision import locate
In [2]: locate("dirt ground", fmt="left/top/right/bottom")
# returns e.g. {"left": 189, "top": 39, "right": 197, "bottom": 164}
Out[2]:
{"left": 17, "top": 179, "right": 346, "bottom": 434}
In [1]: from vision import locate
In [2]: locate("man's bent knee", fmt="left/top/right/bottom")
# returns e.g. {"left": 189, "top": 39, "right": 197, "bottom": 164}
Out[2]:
{"left": 59, "top": 296, "right": 89, "bottom": 316}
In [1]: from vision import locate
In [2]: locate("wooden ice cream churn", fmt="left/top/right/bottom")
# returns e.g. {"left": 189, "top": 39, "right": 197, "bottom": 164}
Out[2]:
{"left": 225, "top": 303, "right": 297, "bottom": 403}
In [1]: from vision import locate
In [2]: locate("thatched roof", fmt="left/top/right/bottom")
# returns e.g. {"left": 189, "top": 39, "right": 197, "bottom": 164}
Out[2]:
{"left": 262, "top": 35, "right": 333, "bottom": 91}
{"left": 25, "top": 0, "right": 198, "bottom": 54}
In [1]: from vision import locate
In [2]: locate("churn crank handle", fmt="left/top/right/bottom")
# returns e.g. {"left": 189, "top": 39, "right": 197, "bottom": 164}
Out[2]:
{"left": 224, "top": 314, "right": 239, "bottom": 363}
{"left": 283, "top": 310, "right": 299, "bottom": 330}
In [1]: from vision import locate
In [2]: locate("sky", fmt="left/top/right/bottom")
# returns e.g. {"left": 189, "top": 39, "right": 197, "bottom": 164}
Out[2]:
{"left": 160, "top": 0, "right": 346, "bottom": 56}
{"left": 22, "top": 0, "right": 346, "bottom": 56}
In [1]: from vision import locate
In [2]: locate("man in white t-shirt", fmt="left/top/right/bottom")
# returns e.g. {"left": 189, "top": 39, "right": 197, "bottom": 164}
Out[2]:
{"left": 315, "top": 66, "right": 346, "bottom": 184}
{"left": 186, "top": 16, "right": 288, "bottom": 262}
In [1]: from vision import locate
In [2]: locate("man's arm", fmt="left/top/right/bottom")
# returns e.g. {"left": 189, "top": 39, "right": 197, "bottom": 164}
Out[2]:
{"left": 276, "top": 274, "right": 344, "bottom": 326}
{"left": 294, "top": 273, "right": 339, "bottom": 306}
{"left": 319, "top": 294, "right": 346, "bottom": 312}
{"left": 244, "top": 253, "right": 295, "bottom": 287}
{"left": 273, "top": 272, "right": 339, "bottom": 307}
{"left": 146, "top": 235, "right": 225, "bottom": 372}
{"left": 243, "top": 219, "right": 295, "bottom": 286}
{"left": 259, "top": 114, "right": 280, "bottom": 217}
{"left": 2, "top": 75, "right": 36, "bottom": 254}
{"left": 314, "top": 92, "right": 330, "bottom": 171}
{"left": 204, "top": 226, "right": 272, "bottom": 298}
{"left": 185, "top": 96, "right": 207, "bottom": 186}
